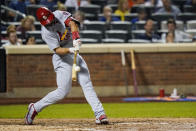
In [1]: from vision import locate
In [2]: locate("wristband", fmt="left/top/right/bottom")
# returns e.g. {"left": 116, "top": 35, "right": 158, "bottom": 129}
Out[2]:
{"left": 72, "top": 31, "right": 80, "bottom": 40}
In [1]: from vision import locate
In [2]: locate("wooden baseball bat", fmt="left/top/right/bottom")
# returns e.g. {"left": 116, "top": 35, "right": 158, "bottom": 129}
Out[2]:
{"left": 121, "top": 50, "right": 129, "bottom": 96}
{"left": 72, "top": 51, "right": 78, "bottom": 81}
{"left": 130, "top": 49, "right": 138, "bottom": 96}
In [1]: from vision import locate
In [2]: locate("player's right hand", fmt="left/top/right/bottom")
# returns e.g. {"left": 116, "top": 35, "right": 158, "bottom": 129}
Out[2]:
{"left": 69, "top": 47, "right": 78, "bottom": 53}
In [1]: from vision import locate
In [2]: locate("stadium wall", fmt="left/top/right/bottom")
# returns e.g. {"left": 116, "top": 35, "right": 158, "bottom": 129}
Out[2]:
{"left": 1, "top": 44, "right": 196, "bottom": 98}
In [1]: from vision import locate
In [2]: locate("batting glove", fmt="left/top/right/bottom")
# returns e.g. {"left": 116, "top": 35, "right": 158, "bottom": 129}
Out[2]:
{"left": 73, "top": 39, "right": 81, "bottom": 50}
{"left": 69, "top": 47, "right": 77, "bottom": 53}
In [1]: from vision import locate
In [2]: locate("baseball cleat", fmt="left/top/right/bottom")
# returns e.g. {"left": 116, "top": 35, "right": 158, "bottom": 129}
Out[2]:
{"left": 95, "top": 115, "right": 109, "bottom": 125}
{"left": 25, "top": 103, "right": 37, "bottom": 125}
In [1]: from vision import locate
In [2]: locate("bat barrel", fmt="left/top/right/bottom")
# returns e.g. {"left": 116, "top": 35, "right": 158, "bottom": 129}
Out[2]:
{"left": 130, "top": 49, "right": 136, "bottom": 70}
{"left": 121, "top": 50, "right": 126, "bottom": 66}
{"left": 72, "top": 51, "right": 78, "bottom": 81}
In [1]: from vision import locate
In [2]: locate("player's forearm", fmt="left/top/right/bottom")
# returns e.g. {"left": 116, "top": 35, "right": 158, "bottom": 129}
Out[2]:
{"left": 54, "top": 47, "right": 70, "bottom": 55}
{"left": 69, "top": 21, "right": 79, "bottom": 32}
{"left": 69, "top": 21, "right": 80, "bottom": 40}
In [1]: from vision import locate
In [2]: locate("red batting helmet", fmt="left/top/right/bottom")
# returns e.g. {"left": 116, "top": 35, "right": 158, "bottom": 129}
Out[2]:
{"left": 36, "top": 7, "right": 55, "bottom": 26}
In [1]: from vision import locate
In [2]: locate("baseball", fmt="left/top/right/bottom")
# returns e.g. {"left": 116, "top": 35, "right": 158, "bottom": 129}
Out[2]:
{"left": 75, "top": 66, "right": 81, "bottom": 72}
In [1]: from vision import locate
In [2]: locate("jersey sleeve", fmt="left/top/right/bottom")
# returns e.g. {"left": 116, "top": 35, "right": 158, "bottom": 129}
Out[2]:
{"left": 54, "top": 10, "right": 80, "bottom": 27}
{"left": 54, "top": 11, "right": 72, "bottom": 24}
{"left": 41, "top": 27, "right": 60, "bottom": 51}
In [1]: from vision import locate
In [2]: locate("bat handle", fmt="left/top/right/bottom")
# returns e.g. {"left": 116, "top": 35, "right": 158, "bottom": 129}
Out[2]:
{"left": 73, "top": 51, "right": 78, "bottom": 63}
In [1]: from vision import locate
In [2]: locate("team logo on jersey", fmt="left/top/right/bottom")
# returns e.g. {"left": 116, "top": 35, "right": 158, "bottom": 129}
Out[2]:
{"left": 43, "top": 16, "right": 47, "bottom": 20}
{"left": 57, "top": 29, "right": 70, "bottom": 41}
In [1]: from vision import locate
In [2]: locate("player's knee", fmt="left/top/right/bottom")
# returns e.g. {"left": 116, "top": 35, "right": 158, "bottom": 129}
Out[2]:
{"left": 55, "top": 88, "right": 68, "bottom": 100}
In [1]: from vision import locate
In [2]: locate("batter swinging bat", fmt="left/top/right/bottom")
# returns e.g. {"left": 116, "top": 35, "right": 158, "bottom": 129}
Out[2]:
{"left": 72, "top": 51, "right": 78, "bottom": 81}
{"left": 130, "top": 49, "right": 138, "bottom": 96}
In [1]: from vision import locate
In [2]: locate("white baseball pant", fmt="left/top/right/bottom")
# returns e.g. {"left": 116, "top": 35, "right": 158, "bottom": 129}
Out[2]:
{"left": 33, "top": 53, "right": 105, "bottom": 118}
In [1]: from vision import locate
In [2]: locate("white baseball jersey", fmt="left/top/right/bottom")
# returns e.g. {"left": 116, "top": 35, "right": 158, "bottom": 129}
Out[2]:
{"left": 41, "top": 10, "right": 73, "bottom": 51}
{"left": 34, "top": 10, "right": 106, "bottom": 119}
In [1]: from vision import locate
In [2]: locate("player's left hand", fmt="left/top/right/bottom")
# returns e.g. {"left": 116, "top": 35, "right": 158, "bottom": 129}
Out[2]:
{"left": 73, "top": 39, "right": 81, "bottom": 50}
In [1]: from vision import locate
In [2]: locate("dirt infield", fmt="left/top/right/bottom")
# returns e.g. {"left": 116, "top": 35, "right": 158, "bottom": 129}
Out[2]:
{"left": 0, "top": 118, "right": 196, "bottom": 131}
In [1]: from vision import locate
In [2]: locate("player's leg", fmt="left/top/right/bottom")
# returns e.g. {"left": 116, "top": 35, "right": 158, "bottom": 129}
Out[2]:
{"left": 33, "top": 68, "right": 72, "bottom": 112}
{"left": 25, "top": 55, "right": 72, "bottom": 125}
{"left": 77, "top": 55, "right": 109, "bottom": 124}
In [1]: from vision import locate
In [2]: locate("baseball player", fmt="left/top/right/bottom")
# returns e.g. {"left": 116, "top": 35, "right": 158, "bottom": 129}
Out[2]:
{"left": 25, "top": 7, "right": 108, "bottom": 125}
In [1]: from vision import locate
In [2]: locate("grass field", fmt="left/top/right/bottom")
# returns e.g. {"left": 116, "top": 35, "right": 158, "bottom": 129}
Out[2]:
{"left": 0, "top": 102, "right": 196, "bottom": 118}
